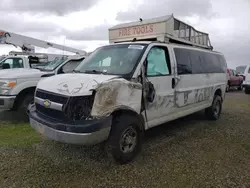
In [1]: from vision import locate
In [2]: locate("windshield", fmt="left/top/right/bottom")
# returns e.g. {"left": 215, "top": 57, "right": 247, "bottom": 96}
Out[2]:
{"left": 236, "top": 66, "right": 247, "bottom": 74}
{"left": 75, "top": 44, "right": 147, "bottom": 76}
{"left": 41, "top": 57, "right": 67, "bottom": 71}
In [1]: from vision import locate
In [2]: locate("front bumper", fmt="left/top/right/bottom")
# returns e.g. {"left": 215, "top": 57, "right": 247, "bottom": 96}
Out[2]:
{"left": 0, "top": 95, "right": 16, "bottom": 110}
{"left": 27, "top": 104, "right": 112, "bottom": 145}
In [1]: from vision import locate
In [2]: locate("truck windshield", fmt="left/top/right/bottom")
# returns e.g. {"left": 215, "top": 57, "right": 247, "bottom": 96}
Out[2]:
{"left": 40, "top": 57, "right": 67, "bottom": 71}
{"left": 75, "top": 44, "right": 147, "bottom": 75}
{"left": 236, "top": 66, "right": 247, "bottom": 74}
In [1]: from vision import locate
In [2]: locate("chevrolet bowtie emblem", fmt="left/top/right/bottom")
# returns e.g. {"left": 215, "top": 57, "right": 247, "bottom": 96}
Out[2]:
{"left": 43, "top": 99, "right": 51, "bottom": 108}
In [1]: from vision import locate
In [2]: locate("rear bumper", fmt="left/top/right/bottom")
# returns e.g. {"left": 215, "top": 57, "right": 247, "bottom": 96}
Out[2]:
{"left": 0, "top": 95, "right": 16, "bottom": 110}
{"left": 27, "top": 104, "right": 112, "bottom": 145}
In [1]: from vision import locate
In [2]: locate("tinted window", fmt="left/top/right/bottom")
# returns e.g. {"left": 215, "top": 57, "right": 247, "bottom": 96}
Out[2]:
{"left": 146, "top": 46, "right": 170, "bottom": 76}
{"left": 174, "top": 48, "right": 192, "bottom": 74}
{"left": 188, "top": 50, "right": 204, "bottom": 74}
{"left": 174, "top": 48, "right": 226, "bottom": 74}
{"left": 248, "top": 67, "right": 250, "bottom": 73}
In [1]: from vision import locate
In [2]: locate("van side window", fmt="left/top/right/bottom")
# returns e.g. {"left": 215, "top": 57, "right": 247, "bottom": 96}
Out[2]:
{"left": 248, "top": 67, "right": 250, "bottom": 73}
{"left": 146, "top": 46, "right": 170, "bottom": 76}
{"left": 203, "top": 53, "right": 226, "bottom": 73}
{"left": 175, "top": 48, "right": 226, "bottom": 74}
{"left": 189, "top": 50, "right": 204, "bottom": 74}
{"left": 174, "top": 48, "right": 192, "bottom": 74}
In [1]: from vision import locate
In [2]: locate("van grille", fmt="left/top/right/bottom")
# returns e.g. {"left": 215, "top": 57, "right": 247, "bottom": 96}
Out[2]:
{"left": 36, "top": 89, "right": 68, "bottom": 104}
{"left": 35, "top": 89, "right": 95, "bottom": 121}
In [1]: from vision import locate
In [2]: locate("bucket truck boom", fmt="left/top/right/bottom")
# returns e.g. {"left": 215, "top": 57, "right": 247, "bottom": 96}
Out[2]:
{"left": 0, "top": 30, "right": 87, "bottom": 55}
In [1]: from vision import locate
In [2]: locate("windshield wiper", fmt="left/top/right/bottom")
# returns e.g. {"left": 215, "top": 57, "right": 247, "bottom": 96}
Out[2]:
{"left": 73, "top": 70, "right": 81, "bottom": 73}
{"left": 84, "top": 70, "right": 106, "bottom": 74}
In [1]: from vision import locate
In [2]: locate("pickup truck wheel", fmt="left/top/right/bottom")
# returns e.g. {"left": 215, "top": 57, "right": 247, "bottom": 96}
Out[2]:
{"left": 245, "top": 89, "right": 250, "bottom": 94}
{"left": 107, "top": 114, "right": 144, "bottom": 164}
{"left": 238, "top": 83, "right": 243, "bottom": 91}
{"left": 17, "top": 93, "right": 34, "bottom": 115}
{"left": 205, "top": 95, "right": 222, "bottom": 120}
{"left": 226, "top": 83, "right": 230, "bottom": 92}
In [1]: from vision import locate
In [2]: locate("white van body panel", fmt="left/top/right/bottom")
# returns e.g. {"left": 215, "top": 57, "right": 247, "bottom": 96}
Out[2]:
{"left": 37, "top": 73, "right": 143, "bottom": 117}
{"left": 37, "top": 73, "right": 119, "bottom": 96}
{"left": 131, "top": 43, "right": 227, "bottom": 129}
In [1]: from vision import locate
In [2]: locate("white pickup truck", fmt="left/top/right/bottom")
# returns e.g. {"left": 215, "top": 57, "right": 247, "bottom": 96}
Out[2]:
{"left": 0, "top": 54, "right": 69, "bottom": 69}
{"left": 0, "top": 55, "right": 86, "bottom": 114}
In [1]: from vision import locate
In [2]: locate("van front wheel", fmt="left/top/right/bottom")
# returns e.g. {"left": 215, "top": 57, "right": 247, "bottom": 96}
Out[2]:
{"left": 107, "top": 114, "right": 144, "bottom": 164}
{"left": 205, "top": 95, "right": 222, "bottom": 120}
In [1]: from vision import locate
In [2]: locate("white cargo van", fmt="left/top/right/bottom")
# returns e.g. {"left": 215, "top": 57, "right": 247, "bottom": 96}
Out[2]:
{"left": 28, "top": 15, "right": 228, "bottom": 164}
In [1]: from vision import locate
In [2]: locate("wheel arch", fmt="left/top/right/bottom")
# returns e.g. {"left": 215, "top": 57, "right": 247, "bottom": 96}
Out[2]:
{"left": 111, "top": 109, "right": 145, "bottom": 131}
{"left": 13, "top": 87, "right": 36, "bottom": 110}
{"left": 213, "top": 87, "right": 223, "bottom": 102}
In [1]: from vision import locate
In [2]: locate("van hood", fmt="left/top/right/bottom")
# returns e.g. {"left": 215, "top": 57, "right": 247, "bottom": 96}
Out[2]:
{"left": 37, "top": 73, "right": 120, "bottom": 96}
{"left": 0, "top": 68, "right": 51, "bottom": 79}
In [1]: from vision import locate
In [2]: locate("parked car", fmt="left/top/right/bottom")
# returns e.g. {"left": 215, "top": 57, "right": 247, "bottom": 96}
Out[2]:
{"left": 226, "top": 68, "right": 244, "bottom": 92}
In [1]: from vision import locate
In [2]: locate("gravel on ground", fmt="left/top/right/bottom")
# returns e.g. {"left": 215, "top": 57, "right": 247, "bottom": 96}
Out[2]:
{"left": 0, "top": 90, "right": 250, "bottom": 188}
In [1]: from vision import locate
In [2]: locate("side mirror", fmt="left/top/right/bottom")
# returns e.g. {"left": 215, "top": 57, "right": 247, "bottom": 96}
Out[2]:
{"left": 146, "top": 82, "right": 155, "bottom": 103}
{"left": 2, "top": 63, "right": 10, "bottom": 69}
{"left": 236, "top": 74, "right": 239, "bottom": 77}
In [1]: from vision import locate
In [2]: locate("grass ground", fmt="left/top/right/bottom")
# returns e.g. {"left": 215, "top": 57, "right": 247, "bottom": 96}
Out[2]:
{"left": 0, "top": 90, "right": 250, "bottom": 188}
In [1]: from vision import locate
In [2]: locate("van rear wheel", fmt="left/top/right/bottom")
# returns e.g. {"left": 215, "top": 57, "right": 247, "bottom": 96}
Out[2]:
{"left": 107, "top": 114, "right": 144, "bottom": 164}
{"left": 205, "top": 95, "right": 222, "bottom": 120}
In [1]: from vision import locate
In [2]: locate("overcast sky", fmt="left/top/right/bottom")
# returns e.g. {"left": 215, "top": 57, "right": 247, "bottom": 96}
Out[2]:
{"left": 0, "top": 0, "right": 249, "bottom": 68}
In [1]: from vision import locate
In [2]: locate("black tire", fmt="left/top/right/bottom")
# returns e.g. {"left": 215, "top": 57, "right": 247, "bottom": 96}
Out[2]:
{"left": 17, "top": 93, "right": 34, "bottom": 115}
{"left": 238, "top": 82, "right": 243, "bottom": 91}
{"left": 226, "top": 83, "right": 230, "bottom": 92}
{"left": 107, "top": 114, "right": 144, "bottom": 164}
{"left": 245, "top": 89, "right": 250, "bottom": 94}
{"left": 205, "top": 95, "right": 222, "bottom": 120}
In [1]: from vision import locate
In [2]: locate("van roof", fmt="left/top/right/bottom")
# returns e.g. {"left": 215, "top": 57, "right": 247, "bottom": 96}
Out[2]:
{"left": 109, "top": 14, "right": 213, "bottom": 50}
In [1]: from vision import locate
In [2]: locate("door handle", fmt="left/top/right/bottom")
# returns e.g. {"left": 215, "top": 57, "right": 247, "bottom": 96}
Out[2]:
{"left": 172, "top": 76, "right": 180, "bottom": 89}
{"left": 172, "top": 78, "right": 176, "bottom": 89}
